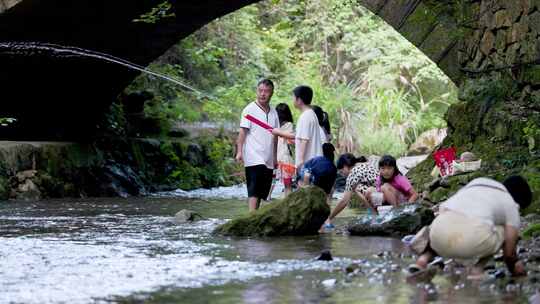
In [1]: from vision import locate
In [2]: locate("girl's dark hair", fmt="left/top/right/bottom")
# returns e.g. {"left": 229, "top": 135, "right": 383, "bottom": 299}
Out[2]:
{"left": 503, "top": 175, "right": 532, "bottom": 210}
{"left": 336, "top": 153, "right": 367, "bottom": 169}
{"left": 378, "top": 155, "right": 402, "bottom": 182}
{"left": 322, "top": 111, "right": 331, "bottom": 135}
{"left": 275, "top": 103, "right": 293, "bottom": 125}
{"left": 322, "top": 143, "right": 335, "bottom": 162}
{"left": 312, "top": 105, "right": 324, "bottom": 126}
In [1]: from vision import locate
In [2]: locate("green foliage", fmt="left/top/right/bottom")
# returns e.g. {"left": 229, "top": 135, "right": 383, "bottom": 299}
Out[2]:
{"left": 133, "top": 1, "right": 175, "bottom": 24}
{"left": 97, "top": 102, "right": 127, "bottom": 137}
{"left": 198, "top": 135, "right": 242, "bottom": 187}
{"left": 0, "top": 117, "right": 16, "bottom": 127}
{"left": 522, "top": 223, "right": 540, "bottom": 240}
{"left": 523, "top": 120, "right": 540, "bottom": 154}
{"left": 126, "top": 0, "right": 458, "bottom": 156}
{"left": 159, "top": 136, "right": 242, "bottom": 190}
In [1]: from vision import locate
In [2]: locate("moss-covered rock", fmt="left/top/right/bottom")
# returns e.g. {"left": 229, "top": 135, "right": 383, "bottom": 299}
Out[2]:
{"left": 409, "top": 80, "right": 540, "bottom": 206}
{"left": 521, "top": 160, "right": 540, "bottom": 215}
{"left": 523, "top": 222, "right": 540, "bottom": 240}
{"left": 347, "top": 204, "right": 434, "bottom": 237}
{"left": 0, "top": 174, "right": 9, "bottom": 200}
{"left": 214, "top": 186, "right": 330, "bottom": 237}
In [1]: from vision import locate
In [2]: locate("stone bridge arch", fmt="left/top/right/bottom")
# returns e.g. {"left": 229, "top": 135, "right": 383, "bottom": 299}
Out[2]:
{"left": 0, "top": 0, "right": 527, "bottom": 140}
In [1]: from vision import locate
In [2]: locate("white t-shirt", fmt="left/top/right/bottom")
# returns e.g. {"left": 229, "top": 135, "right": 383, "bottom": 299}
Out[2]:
{"left": 295, "top": 108, "right": 322, "bottom": 167}
{"left": 441, "top": 177, "right": 520, "bottom": 228}
{"left": 319, "top": 126, "right": 328, "bottom": 143}
{"left": 277, "top": 122, "right": 294, "bottom": 164}
{"left": 239, "top": 102, "right": 279, "bottom": 169}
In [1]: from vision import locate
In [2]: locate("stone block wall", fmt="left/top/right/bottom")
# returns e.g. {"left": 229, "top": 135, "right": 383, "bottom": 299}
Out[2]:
{"left": 0, "top": 0, "right": 21, "bottom": 13}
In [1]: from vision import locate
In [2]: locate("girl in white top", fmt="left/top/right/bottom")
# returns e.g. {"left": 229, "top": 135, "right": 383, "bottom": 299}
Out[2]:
{"left": 275, "top": 103, "right": 295, "bottom": 197}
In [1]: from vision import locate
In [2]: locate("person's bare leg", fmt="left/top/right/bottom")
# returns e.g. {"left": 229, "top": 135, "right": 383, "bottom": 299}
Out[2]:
{"left": 381, "top": 183, "right": 400, "bottom": 207}
{"left": 248, "top": 197, "right": 260, "bottom": 211}
{"left": 360, "top": 191, "right": 378, "bottom": 215}
{"left": 267, "top": 184, "right": 275, "bottom": 201}
{"left": 284, "top": 185, "right": 292, "bottom": 197}
{"left": 467, "top": 256, "right": 491, "bottom": 279}
{"left": 415, "top": 250, "right": 435, "bottom": 269}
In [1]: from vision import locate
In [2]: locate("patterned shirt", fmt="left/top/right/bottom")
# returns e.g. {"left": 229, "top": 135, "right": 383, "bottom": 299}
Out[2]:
{"left": 344, "top": 162, "right": 378, "bottom": 195}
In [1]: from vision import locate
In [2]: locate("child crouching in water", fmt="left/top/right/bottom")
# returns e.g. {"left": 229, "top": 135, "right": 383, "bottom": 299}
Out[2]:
{"left": 365, "top": 155, "right": 418, "bottom": 214}
{"left": 299, "top": 143, "right": 337, "bottom": 203}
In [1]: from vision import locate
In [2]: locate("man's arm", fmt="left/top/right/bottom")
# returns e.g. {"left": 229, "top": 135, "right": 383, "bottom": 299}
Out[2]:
{"left": 503, "top": 225, "right": 526, "bottom": 276}
{"left": 272, "top": 128, "right": 295, "bottom": 140}
{"left": 272, "top": 134, "right": 278, "bottom": 169}
{"left": 296, "top": 138, "right": 308, "bottom": 168}
{"left": 235, "top": 128, "right": 248, "bottom": 163}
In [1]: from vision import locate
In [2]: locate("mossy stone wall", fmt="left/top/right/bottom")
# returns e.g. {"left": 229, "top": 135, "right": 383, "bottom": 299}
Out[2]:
{"left": 409, "top": 0, "right": 540, "bottom": 213}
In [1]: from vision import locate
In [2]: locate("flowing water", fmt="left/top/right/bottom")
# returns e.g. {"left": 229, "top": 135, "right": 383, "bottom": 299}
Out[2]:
{"left": 0, "top": 189, "right": 534, "bottom": 303}
{"left": 0, "top": 42, "right": 212, "bottom": 99}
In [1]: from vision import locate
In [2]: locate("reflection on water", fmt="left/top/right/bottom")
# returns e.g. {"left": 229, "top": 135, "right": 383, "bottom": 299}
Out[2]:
{"left": 0, "top": 197, "right": 532, "bottom": 304}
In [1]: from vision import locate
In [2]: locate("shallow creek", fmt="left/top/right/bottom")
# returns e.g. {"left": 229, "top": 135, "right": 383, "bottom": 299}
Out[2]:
{"left": 0, "top": 189, "right": 535, "bottom": 303}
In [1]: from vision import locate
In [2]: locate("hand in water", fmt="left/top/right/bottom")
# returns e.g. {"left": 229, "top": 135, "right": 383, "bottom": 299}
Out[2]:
{"left": 513, "top": 261, "right": 526, "bottom": 276}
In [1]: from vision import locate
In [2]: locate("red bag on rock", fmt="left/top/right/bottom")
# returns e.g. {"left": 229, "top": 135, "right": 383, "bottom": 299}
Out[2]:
{"left": 433, "top": 147, "right": 456, "bottom": 176}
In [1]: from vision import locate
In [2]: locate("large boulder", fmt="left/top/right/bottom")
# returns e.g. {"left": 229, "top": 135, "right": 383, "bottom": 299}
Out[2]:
{"left": 407, "top": 128, "right": 447, "bottom": 156}
{"left": 214, "top": 186, "right": 330, "bottom": 236}
{"left": 348, "top": 204, "right": 434, "bottom": 237}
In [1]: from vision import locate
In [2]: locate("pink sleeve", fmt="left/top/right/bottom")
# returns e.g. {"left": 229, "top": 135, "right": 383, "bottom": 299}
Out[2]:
{"left": 395, "top": 175, "right": 412, "bottom": 195}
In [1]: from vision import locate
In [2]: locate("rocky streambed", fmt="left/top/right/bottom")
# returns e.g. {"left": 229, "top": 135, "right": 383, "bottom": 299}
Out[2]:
{"left": 1, "top": 190, "right": 539, "bottom": 304}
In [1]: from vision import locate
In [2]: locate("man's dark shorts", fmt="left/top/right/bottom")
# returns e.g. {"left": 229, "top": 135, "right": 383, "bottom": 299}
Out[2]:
{"left": 245, "top": 164, "right": 273, "bottom": 199}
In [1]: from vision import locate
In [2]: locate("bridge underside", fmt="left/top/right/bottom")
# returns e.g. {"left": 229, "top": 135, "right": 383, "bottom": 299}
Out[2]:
{"left": 0, "top": 0, "right": 458, "bottom": 140}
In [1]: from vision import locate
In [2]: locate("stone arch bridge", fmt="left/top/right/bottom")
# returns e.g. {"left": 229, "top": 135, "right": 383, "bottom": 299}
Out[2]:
{"left": 0, "top": 0, "right": 537, "bottom": 140}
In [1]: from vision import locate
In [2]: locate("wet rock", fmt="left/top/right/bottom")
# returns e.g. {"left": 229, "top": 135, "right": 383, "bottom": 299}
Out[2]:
{"left": 407, "top": 129, "right": 447, "bottom": 156}
{"left": 345, "top": 263, "right": 361, "bottom": 274}
{"left": 347, "top": 204, "right": 435, "bottom": 237}
{"left": 15, "top": 179, "right": 41, "bottom": 201}
{"left": 214, "top": 186, "right": 330, "bottom": 236}
{"left": 334, "top": 173, "right": 346, "bottom": 192}
{"left": 321, "top": 279, "right": 336, "bottom": 288}
{"left": 0, "top": 175, "right": 8, "bottom": 200}
{"left": 174, "top": 209, "right": 202, "bottom": 223}
{"left": 524, "top": 214, "right": 540, "bottom": 223}
{"left": 102, "top": 162, "right": 147, "bottom": 197}
{"left": 317, "top": 249, "right": 333, "bottom": 261}
{"left": 185, "top": 144, "right": 204, "bottom": 166}
{"left": 16, "top": 169, "right": 37, "bottom": 182}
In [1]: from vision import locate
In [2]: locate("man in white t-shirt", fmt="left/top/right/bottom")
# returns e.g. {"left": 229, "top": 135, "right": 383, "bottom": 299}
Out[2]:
{"left": 291, "top": 85, "right": 322, "bottom": 170}
{"left": 235, "top": 79, "right": 279, "bottom": 211}
{"left": 412, "top": 176, "right": 532, "bottom": 278}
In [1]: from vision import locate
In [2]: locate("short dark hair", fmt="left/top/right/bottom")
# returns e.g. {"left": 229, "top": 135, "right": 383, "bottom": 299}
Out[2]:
{"left": 336, "top": 153, "right": 366, "bottom": 169}
{"left": 258, "top": 78, "right": 274, "bottom": 90}
{"left": 292, "top": 85, "right": 313, "bottom": 105}
{"left": 276, "top": 103, "right": 293, "bottom": 125}
{"left": 503, "top": 175, "right": 532, "bottom": 210}
{"left": 322, "top": 143, "right": 335, "bottom": 162}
